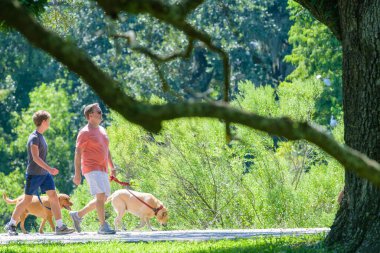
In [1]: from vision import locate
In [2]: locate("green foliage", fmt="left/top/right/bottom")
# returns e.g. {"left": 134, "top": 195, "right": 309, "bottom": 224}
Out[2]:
{"left": 0, "top": 234, "right": 334, "bottom": 252}
{"left": 285, "top": 1, "right": 341, "bottom": 79}
{"left": 0, "top": 89, "right": 10, "bottom": 101}
{"left": 0, "top": 0, "right": 48, "bottom": 31}
{"left": 233, "top": 81, "right": 343, "bottom": 228}
{"left": 285, "top": 0, "right": 343, "bottom": 125}
{"left": 0, "top": 169, "right": 24, "bottom": 226}
{"left": 277, "top": 79, "right": 324, "bottom": 121}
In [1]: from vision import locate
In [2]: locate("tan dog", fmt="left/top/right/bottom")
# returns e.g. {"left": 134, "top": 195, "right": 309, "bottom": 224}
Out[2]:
{"left": 107, "top": 189, "right": 168, "bottom": 231}
{"left": 3, "top": 192, "right": 73, "bottom": 234}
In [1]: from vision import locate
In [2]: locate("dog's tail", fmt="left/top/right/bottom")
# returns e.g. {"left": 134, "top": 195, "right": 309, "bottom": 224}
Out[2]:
{"left": 2, "top": 192, "right": 17, "bottom": 204}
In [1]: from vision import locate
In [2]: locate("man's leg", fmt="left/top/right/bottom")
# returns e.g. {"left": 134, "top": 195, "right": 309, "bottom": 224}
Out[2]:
{"left": 6, "top": 174, "right": 40, "bottom": 235}
{"left": 70, "top": 198, "right": 96, "bottom": 232}
{"left": 71, "top": 171, "right": 114, "bottom": 234}
{"left": 78, "top": 198, "right": 97, "bottom": 218}
{"left": 45, "top": 190, "right": 74, "bottom": 235}
{"left": 96, "top": 193, "right": 106, "bottom": 225}
{"left": 45, "top": 190, "right": 61, "bottom": 220}
{"left": 11, "top": 195, "right": 33, "bottom": 221}
{"left": 96, "top": 193, "right": 115, "bottom": 234}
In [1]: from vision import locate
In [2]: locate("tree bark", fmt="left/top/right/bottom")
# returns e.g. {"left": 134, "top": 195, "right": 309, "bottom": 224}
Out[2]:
{"left": 325, "top": 1, "right": 380, "bottom": 252}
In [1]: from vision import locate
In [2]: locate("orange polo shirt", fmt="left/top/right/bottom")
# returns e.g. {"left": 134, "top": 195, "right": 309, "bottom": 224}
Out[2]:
{"left": 76, "top": 124, "right": 109, "bottom": 174}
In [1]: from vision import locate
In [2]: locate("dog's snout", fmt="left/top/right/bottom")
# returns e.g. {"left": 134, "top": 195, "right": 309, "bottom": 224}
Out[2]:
{"left": 162, "top": 223, "right": 167, "bottom": 227}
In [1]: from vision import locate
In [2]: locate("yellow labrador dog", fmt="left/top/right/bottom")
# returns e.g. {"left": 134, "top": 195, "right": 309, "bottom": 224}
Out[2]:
{"left": 107, "top": 189, "right": 168, "bottom": 231}
{"left": 3, "top": 192, "right": 73, "bottom": 234}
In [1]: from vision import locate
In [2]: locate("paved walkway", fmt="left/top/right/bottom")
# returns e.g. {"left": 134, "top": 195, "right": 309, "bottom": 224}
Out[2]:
{"left": 0, "top": 228, "right": 330, "bottom": 244}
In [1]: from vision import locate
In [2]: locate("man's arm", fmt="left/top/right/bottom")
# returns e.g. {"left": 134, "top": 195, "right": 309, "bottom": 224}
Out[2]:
{"left": 108, "top": 149, "right": 116, "bottom": 177}
{"left": 73, "top": 147, "right": 82, "bottom": 185}
{"left": 31, "top": 144, "right": 58, "bottom": 175}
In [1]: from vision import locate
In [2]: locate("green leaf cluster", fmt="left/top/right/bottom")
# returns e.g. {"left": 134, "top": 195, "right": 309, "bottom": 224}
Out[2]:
{"left": 284, "top": 1, "right": 342, "bottom": 125}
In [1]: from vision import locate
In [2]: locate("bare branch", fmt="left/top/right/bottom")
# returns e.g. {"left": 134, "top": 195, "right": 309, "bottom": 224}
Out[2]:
{"left": 113, "top": 33, "right": 194, "bottom": 63}
{"left": 1, "top": 0, "right": 380, "bottom": 187}
{"left": 113, "top": 32, "right": 192, "bottom": 97}
{"left": 97, "top": 0, "right": 231, "bottom": 140}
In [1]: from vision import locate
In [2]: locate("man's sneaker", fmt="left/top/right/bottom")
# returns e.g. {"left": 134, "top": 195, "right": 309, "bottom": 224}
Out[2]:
{"left": 69, "top": 211, "right": 82, "bottom": 232}
{"left": 98, "top": 222, "right": 116, "bottom": 235}
{"left": 4, "top": 223, "right": 18, "bottom": 236}
{"left": 55, "top": 224, "right": 75, "bottom": 235}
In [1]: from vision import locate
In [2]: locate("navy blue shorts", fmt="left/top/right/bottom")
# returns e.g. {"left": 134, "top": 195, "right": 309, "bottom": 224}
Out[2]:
{"left": 24, "top": 174, "right": 55, "bottom": 196}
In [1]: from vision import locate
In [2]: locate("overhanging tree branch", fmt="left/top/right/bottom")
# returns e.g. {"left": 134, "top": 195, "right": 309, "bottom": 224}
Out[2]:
{"left": 1, "top": 0, "right": 380, "bottom": 186}
{"left": 97, "top": 0, "right": 232, "bottom": 140}
{"left": 293, "top": 0, "right": 341, "bottom": 40}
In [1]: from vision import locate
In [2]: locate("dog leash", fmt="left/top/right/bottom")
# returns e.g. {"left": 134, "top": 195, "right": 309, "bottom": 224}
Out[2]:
{"left": 110, "top": 175, "right": 130, "bottom": 186}
{"left": 37, "top": 191, "right": 51, "bottom": 211}
{"left": 110, "top": 176, "right": 163, "bottom": 215}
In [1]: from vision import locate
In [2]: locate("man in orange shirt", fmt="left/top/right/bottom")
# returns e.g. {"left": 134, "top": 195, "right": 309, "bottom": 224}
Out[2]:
{"left": 69, "top": 103, "right": 116, "bottom": 234}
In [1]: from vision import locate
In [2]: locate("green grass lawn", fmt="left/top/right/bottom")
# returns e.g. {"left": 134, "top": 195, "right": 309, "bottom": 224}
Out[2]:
{"left": 0, "top": 234, "right": 340, "bottom": 253}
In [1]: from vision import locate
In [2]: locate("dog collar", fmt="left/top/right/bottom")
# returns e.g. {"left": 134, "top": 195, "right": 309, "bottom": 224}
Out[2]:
{"left": 153, "top": 205, "right": 164, "bottom": 216}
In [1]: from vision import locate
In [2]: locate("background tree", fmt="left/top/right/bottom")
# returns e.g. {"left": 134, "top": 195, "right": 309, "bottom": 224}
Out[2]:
{"left": 290, "top": 0, "right": 380, "bottom": 251}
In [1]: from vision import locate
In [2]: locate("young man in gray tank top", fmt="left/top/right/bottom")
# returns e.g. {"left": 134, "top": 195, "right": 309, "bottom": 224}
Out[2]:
{"left": 4, "top": 110, "right": 74, "bottom": 235}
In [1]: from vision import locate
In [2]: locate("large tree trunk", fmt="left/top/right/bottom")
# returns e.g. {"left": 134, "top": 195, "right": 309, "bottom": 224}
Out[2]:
{"left": 326, "top": 1, "right": 380, "bottom": 252}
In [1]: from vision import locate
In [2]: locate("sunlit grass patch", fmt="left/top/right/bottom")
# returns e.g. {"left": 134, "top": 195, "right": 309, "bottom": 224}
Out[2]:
{"left": 0, "top": 234, "right": 338, "bottom": 253}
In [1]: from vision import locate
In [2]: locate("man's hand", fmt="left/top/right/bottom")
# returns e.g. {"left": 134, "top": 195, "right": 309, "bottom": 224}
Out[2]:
{"left": 49, "top": 168, "right": 59, "bottom": 176}
{"left": 73, "top": 174, "right": 81, "bottom": 186}
{"left": 111, "top": 169, "right": 117, "bottom": 178}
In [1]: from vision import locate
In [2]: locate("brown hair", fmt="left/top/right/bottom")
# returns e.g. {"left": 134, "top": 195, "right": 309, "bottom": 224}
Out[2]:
{"left": 33, "top": 110, "right": 51, "bottom": 127}
{"left": 83, "top": 103, "right": 99, "bottom": 119}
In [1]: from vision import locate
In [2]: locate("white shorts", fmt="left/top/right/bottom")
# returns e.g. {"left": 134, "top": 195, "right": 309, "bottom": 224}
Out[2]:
{"left": 84, "top": 171, "right": 111, "bottom": 197}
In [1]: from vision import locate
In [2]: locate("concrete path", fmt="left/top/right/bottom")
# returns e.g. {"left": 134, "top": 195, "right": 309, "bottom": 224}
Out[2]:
{"left": 0, "top": 228, "right": 330, "bottom": 244}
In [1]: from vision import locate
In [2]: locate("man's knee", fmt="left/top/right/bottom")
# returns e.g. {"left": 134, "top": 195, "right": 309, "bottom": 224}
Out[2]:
{"left": 46, "top": 190, "right": 58, "bottom": 202}
{"left": 21, "top": 195, "right": 33, "bottom": 205}
{"left": 96, "top": 193, "right": 106, "bottom": 203}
